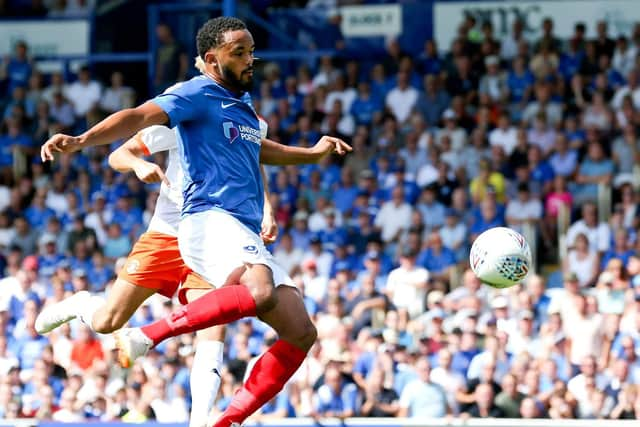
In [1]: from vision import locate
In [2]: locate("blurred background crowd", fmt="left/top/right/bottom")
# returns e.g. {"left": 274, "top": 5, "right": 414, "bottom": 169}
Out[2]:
{"left": 2, "top": 0, "right": 640, "bottom": 423}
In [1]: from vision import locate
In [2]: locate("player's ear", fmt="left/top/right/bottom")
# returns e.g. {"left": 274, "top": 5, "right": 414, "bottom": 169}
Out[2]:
{"left": 203, "top": 51, "right": 217, "bottom": 66}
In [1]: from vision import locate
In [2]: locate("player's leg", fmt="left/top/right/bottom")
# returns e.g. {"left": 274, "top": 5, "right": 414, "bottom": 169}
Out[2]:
{"left": 191, "top": 323, "right": 226, "bottom": 427}
{"left": 36, "top": 232, "right": 180, "bottom": 335}
{"left": 181, "top": 283, "right": 227, "bottom": 427}
{"left": 136, "top": 263, "right": 274, "bottom": 345}
{"left": 90, "top": 278, "right": 157, "bottom": 333}
{"left": 131, "top": 211, "right": 278, "bottom": 346}
{"left": 213, "top": 285, "right": 316, "bottom": 427}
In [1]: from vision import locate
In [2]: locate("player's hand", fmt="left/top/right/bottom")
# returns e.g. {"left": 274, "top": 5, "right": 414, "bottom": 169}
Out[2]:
{"left": 311, "top": 136, "right": 352, "bottom": 158}
{"left": 133, "top": 159, "right": 170, "bottom": 186}
{"left": 261, "top": 212, "right": 278, "bottom": 245}
{"left": 41, "top": 134, "right": 82, "bottom": 162}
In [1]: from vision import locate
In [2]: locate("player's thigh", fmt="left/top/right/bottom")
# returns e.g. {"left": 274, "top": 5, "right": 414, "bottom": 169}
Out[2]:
{"left": 94, "top": 278, "right": 157, "bottom": 330}
{"left": 257, "top": 285, "right": 316, "bottom": 350}
{"left": 184, "top": 288, "right": 226, "bottom": 342}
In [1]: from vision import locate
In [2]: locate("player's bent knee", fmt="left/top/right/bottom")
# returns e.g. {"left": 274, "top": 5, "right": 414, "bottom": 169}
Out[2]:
{"left": 286, "top": 321, "right": 316, "bottom": 352}
{"left": 250, "top": 282, "right": 277, "bottom": 314}
{"left": 299, "top": 322, "right": 317, "bottom": 351}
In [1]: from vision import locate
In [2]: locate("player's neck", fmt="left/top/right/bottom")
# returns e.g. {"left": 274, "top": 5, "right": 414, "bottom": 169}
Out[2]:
{"left": 203, "top": 71, "right": 244, "bottom": 97}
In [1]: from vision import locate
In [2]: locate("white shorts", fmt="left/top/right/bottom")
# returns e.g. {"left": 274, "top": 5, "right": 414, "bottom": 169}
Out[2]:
{"left": 178, "top": 209, "right": 294, "bottom": 288}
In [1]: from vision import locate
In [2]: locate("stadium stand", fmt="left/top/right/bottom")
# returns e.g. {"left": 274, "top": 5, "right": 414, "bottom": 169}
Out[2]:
{"left": 2, "top": 0, "right": 640, "bottom": 425}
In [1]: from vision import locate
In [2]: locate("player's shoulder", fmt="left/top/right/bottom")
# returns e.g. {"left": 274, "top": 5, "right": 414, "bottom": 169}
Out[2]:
{"left": 163, "top": 75, "right": 218, "bottom": 95}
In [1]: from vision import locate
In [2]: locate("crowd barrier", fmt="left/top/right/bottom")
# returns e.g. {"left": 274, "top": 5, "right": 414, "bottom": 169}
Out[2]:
{"left": 3, "top": 418, "right": 640, "bottom": 427}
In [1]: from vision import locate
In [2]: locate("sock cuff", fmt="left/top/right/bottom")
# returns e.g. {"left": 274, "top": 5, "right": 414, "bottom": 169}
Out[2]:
{"left": 78, "top": 295, "right": 105, "bottom": 331}
{"left": 195, "top": 340, "right": 225, "bottom": 363}
{"left": 232, "top": 285, "right": 258, "bottom": 316}
{"left": 272, "top": 339, "right": 307, "bottom": 364}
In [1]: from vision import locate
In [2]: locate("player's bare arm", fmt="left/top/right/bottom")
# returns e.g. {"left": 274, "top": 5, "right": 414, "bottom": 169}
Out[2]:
{"left": 260, "top": 165, "right": 278, "bottom": 244}
{"left": 108, "top": 134, "right": 169, "bottom": 186}
{"left": 41, "top": 101, "right": 168, "bottom": 162}
{"left": 259, "top": 135, "right": 352, "bottom": 165}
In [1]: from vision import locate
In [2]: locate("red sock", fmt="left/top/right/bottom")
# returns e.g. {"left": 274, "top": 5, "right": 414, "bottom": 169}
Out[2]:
{"left": 213, "top": 339, "right": 306, "bottom": 427}
{"left": 141, "top": 285, "right": 256, "bottom": 346}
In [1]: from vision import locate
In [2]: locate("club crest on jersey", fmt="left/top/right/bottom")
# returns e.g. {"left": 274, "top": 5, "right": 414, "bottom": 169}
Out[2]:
{"left": 243, "top": 245, "right": 258, "bottom": 255}
{"left": 223, "top": 121, "right": 240, "bottom": 144}
{"left": 126, "top": 259, "right": 140, "bottom": 274}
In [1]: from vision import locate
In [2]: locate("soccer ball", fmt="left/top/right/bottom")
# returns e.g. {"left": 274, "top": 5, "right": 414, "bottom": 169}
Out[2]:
{"left": 470, "top": 227, "right": 532, "bottom": 289}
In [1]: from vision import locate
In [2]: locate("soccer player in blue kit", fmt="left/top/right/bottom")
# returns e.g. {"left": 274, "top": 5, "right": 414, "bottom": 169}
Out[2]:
{"left": 41, "top": 17, "right": 351, "bottom": 427}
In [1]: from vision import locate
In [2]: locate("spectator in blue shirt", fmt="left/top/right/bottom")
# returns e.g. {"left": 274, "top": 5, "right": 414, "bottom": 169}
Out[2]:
{"left": 313, "top": 364, "right": 358, "bottom": 418}
{"left": 333, "top": 168, "right": 359, "bottom": 214}
{"left": 573, "top": 141, "right": 614, "bottom": 204}
{"left": 470, "top": 199, "right": 506, "bottom": 241}
{"left": 601, "top": 229, "right": 635, "bottom": 269}
{"left": 398, "top": 358, "right": 448, "bottom": 418}
{"left": 417, "top": 40, "right": 442, "bottom": 75}
{"left": 415, "top": 75, "right": 450, "bottom": 126}
{"left": 3, "top": 41, "right": 32, "bottom": 93}
{"left": 111, "top": 194, "right": 143, "bottom": 237}
{"left": 350, "top": 81, "right": 382, "bottom": 127}
{"left": 528, "top": 144, "right": 556, "bottom": 195}
{"left": 559, "top": 39, "right": 585, "bottom": 81}
{"left": 24, "top": 192, "right": 56, "bottom": 230}
{"left": 506, "top": 56, "right": 534, "bottom": 105}
{"left": 0, "top": 119, "right": 35, "bottom": 168}
{"left": 418, "top": 232, "right": 456, "bottom": 283}
{"left": 12, "top": 300, "right": 48, "bottom": 371}
{"left": 4, "top": 86, "right": 36, "bottom": 120}
{"left": 417, "top": 185, "right": 446, "bottom": 232}
{"left": 37, "top": 234, "right": 65, "bottom": 279}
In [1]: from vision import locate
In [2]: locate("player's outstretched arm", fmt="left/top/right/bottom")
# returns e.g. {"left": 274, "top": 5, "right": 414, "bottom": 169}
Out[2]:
{"left": 260, "top": 165, "right": 278, "bottom": 244}
{"left": 41, "top": 101, "right": 169, "bottom": 162}
{"left": 108, "top": 135, "right": 169, "bottom": 186}
{"left": 259, "top": 135, "right": 352, "bottom": 165}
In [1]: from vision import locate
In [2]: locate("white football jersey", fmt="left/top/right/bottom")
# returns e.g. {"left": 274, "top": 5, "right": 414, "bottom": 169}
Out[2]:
{"left": 136, "top": 119, "right": 269, "bottom": 236}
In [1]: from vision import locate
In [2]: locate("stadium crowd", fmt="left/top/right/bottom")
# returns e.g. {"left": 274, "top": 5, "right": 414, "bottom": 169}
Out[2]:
{"left": 3, "top": 7, "right": 640, "bottom": 423}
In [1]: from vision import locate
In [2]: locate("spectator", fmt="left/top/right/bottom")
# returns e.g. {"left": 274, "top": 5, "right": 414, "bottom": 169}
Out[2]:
{"left": 463, "top": 382, "right": 504, "bottom": 418}
{"left": 313, "top": 364, "right": 357, "bottom": 418}
{"left": 415, "top": 75, "right": 450, "bottom": 126}
{"left": 64, "top": 66, "right": 101, "bottom": 121}
{"left": 430, "top": 349, "right": 465, "bottom": 414}
{"left": 69, "top": 324, "right": 104, "bottom": 371}
{"left": 398, "top": 358, "right": 448, "bottom": 418}
{"left": 522, "top": 82, "right": 563, "bottom": 126}
{"left": 495, "top": 373, "right": 525, "bottom": 418}
{"left": 566, "top": 202, "right": 611, "bottom": 254}
{"left": 506, "top": 183, "right": 542, "bottom": 235}
{"left": 385, "top": 71, "right": 418, "bottom": 124}
{"left": 100, "top": 71, "right": 135, "bottom": 113}
{"left": 154, "top": 23, "right": 188, "bottom": 93}
{"left": 360, "top": 368, "right": 399, "bottom": 417}
{"left": 2, "top": 40, "right": 32, "bottom": 93}
{"left": 374, "top": 185, "right": 411, "bottom": 246}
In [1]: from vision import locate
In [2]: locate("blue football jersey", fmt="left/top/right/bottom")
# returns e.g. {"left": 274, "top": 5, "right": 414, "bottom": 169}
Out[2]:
{"left": 152, "top": 76, "right": 264, "bottom": 234}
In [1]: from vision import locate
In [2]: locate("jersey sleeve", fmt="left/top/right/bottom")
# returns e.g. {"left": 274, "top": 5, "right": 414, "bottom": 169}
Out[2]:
{"left": 151, "top": 80, "right": 205, "bottom": 127}
{"left": 135, "top": 125, "right": 177, "bottom": 155}
{"left": 258, "top": 116, "right": 268, "bottom": 139}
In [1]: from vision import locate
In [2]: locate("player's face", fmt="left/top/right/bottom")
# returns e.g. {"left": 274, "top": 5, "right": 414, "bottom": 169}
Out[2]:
{"left": 211, "top": 29, "right": 255, "bottom": 92}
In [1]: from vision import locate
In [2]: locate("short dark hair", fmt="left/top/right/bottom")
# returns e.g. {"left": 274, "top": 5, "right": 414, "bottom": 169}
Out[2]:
{"left": 196, "top": 17, "right": 247, "bottom": 57}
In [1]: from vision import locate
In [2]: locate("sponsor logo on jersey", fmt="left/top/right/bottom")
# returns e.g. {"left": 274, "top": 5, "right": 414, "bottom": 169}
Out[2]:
{"left": 223, "top": 121, "right": 261, "bottom": 145}
{"left": 223, "top": 121, "right": 240, "bottom": 144}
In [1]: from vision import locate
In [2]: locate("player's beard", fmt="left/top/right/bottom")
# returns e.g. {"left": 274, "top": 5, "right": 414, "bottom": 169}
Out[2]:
{"left": 222, "top": 64, "right": 253, "bottom": 92}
